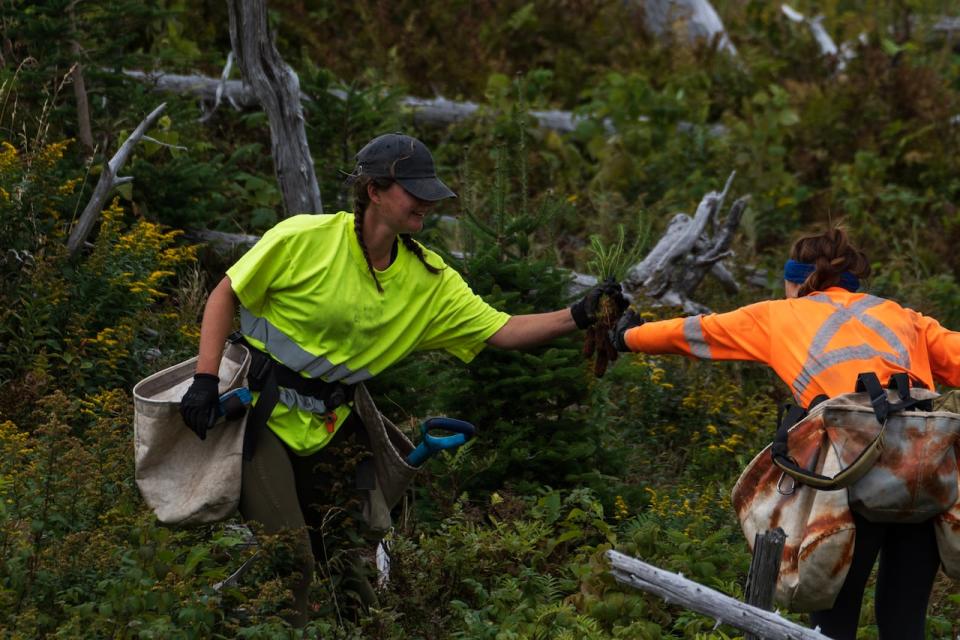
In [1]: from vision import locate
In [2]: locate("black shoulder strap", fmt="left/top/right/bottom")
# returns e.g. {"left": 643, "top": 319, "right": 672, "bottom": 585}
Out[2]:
{"left": 771, "top": 402, "right": 807, "bottom": 460}
{"left": 770, "top": 388, "right": 886, "bottom": 491}
{"left": 855, "top": 372, "right": 890, "bottom": 424}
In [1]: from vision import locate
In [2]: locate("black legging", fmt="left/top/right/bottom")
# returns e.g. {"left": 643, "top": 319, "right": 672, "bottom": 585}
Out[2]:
{"left": 810, "top": 511, "right": 941, "bottom": 639}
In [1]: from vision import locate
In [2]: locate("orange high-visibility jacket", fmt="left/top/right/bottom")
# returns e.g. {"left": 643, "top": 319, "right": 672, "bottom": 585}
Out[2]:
{"left": 624, "top": 287, "right": 960, "bottom": 407}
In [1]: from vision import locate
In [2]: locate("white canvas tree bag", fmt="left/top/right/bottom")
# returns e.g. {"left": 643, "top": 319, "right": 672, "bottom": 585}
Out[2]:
{"left": 133, "top": 341, "right": 250, "bottom": 526}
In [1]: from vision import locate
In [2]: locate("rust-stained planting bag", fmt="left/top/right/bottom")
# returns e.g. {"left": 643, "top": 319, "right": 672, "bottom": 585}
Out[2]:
{"left": 733, "top": 382, "right": 960, "bottom": 611}
{"left": 933, "top": 390, "right": 960, "bottom": 580}
{"left": 733, "top": 421, "right": 856, "bottom": 612}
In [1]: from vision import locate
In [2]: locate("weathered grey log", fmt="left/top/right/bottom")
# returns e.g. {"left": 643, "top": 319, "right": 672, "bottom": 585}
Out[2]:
{"left": 744, "top": 528, "right": 787, "bottom": 640}
{"left": 123, "top": 69, "right": 615, "bottom": 134}
{"left": 933, "top": 16, "right": 960, "bottom": 34}
{"left": 227, "top": 0, "right": 322, "bottom": 217}
{"left": 607, "top": 550, "right": 828, "bottom": 640}
{"left": 66, "top": 103, "right": 167, "bottom": 256}
{"left": 635, "top": 0, "right": 737, "bottom": 56}
{"left": 123, "top": 69, "right": 260, "bottom": 109}
{"left": 623, "top": 172, "right": 748, "bottom": 314}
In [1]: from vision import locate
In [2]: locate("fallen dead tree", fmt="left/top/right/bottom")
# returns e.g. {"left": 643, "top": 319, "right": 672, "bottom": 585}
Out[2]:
{"left": 122, "top": 68, "right": 609, "bottom": 134}
{"left": 607, "top": 550, "right": 829, "bottom": 640}
{"left": 622, "top": 172, "right": 748, "bottom": 314}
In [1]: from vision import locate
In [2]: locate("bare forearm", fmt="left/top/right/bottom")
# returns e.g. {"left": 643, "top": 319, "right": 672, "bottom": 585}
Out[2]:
{"left": 195, "top": 277, "right": 238, "bottom": 375}
{"left": 486, "top": 308, "right": 578, "bottom": 350}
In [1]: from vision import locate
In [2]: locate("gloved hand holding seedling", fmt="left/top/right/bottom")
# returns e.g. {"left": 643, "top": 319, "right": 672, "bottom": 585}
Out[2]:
{"left": 572, "top": 227, "right": 641, "bottom": 377}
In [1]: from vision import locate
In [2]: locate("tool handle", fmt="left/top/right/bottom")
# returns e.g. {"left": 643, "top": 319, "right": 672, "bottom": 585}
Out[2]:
{"left": 217, "top": 387, "right": 252, "bottom": 420}
{"left": 423, "top": 416, "right": 476, "bottom": 438}
{"left": 406, "top": 417, "right": 476, "bottom": 466}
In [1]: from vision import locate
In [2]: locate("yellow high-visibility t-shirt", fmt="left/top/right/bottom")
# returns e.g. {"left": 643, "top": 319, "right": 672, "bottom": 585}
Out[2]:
{"left": 226, "top": 212, "right": 510, "bottom": 455}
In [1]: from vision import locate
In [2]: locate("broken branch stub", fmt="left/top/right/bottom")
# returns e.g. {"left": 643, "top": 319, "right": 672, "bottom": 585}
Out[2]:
{"left": 66, "top": 102, "right": 167, "bottom": 257}
{"left": 623, "top": 173, "right": 748, "bottom": 314}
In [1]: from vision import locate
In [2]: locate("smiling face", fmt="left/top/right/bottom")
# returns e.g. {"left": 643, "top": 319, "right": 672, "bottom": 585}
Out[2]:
{"left": 367, "top": 181, "right": 436, "bottom": 234}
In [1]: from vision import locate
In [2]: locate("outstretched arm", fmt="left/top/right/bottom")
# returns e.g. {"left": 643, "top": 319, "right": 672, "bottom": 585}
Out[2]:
{"left": 486, "top": 308, "right": 577, "bottom": 350}
{"left": 486, "top": 278, "right": 628, "bottom": 350}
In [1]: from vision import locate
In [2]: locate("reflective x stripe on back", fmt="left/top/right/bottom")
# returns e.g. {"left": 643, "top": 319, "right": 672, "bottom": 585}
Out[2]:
{"left": 791, "top": 294, "right": 911, "bottom": 399}
{"left": 240, "top": 307, "right": 373, "bottom": 386}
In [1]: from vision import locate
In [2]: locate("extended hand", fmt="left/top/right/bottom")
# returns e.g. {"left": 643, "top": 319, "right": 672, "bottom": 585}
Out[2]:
{"left": 609, "top": 309, "right": 644, "bottom": 352}
{"left": 570, "top": 277, "right": 628, "bottom": 330}
{"left": 179, "top": 373, "right": 220, "bottom": 440}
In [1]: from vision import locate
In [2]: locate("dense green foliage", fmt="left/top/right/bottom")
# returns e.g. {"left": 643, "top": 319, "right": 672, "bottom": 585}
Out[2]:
{"left": 1, "top": 0, "right": 959, "bottom": 637}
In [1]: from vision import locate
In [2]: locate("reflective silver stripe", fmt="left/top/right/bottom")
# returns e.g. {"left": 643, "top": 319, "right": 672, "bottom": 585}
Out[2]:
{"left": 278, "top": 387, "right": 328, "bottom": 414}
{"left": 323, "top": 363, "right": 354, "bottom": 383}
{"left": 859, "top": 315, "right": 911, "bottom": 366}
{"left": 683, "top": 316, "right": 712, "bottom": 359}
{"left": 791, "top": 294, "right": 911, "bottom": 398}
{"left": 240, "top": 307, "right": 372, "bottom": 384}
{"left": 804, "top": 296, "right": 885, "bottom": 360}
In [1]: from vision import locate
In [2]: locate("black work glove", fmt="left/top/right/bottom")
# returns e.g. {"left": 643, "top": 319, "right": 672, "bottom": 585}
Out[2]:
{"left": 179, "top": 373, "right": 220, "bottom": 441}
{"left": 570, "top": 277, "right": 629, "bottom": 330}
{"left": 609, "top": 308, "right": 645, "bottom": 352}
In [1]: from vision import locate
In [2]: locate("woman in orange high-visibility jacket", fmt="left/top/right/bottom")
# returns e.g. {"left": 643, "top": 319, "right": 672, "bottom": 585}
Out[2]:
{"left": 611, "top": 227, "right": 960, "bottom": 640}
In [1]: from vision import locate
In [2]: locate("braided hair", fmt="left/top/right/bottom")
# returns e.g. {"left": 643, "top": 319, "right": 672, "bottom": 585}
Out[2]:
{"left": 790, "top": 226, "right": 870, "bottom": 296}
{"left": 352, "top": 176, "right": 442, "bottom": 293}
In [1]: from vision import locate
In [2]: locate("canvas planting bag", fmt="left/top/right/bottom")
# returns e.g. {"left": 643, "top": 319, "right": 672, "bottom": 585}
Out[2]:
{"left": 133, "top": 341, "right": 250, "bottom": 526}
{"left": 351, "top": 382, "right": 417, "bottom": 533}
{"left": 732, "top": 373, "right": 960, "bottom": 612}
{"left": 732, "top": 419, "right": 856, "bottom": 612}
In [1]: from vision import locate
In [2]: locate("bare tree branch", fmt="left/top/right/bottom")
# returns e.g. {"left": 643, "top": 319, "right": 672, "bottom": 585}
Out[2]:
{"left": 67, "top": 103, "right": 166, "bottom": 256}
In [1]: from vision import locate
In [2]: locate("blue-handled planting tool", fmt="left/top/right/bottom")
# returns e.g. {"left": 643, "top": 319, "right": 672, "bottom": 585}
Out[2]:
{"left": 218, "top": 387, "right": 252, "bottom": 421}
{"left": 406, "top": 417, "right": 476, "bottom": 466}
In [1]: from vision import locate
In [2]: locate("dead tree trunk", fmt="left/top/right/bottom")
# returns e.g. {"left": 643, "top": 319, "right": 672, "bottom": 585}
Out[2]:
{"left": 226, "top": 0, "right": 322, "bottom": 217}
{"left": 623, "top": 172, "right": 748, "bottom": 314}
{"left": 66, "top": 103, "right": 167, "bottom": 256}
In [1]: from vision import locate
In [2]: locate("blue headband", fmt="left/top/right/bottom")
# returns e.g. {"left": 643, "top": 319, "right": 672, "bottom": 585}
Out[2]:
{"left": 784, "top": 259, "right": 860, "bottom": 292}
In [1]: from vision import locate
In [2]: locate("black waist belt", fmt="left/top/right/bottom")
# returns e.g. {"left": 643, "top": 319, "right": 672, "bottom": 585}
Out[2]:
{"left": 231, "top": 332, "right": 355, "bottom": 461}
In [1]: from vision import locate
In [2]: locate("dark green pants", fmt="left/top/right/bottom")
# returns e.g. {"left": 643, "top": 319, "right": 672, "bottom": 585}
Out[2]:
{"left": 239, "top": 415, "right": 379, "bottom": 626}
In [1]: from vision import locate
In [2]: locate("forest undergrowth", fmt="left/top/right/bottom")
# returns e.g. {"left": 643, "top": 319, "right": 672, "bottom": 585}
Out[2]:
{"left": 1, "top": 0, "right": 959, "bottom": 637}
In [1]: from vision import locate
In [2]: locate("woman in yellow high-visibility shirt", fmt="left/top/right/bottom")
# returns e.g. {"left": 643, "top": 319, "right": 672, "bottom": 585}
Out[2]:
{"left": 611, "top": 227, "right": 960, "bottom": 639}
{"left": 179, "top": 133, "right": 625, "bottom": 626}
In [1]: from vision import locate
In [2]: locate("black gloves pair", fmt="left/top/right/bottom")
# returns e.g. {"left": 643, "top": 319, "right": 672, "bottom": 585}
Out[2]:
{"left": 179, "top": 373, "right": 220, "bottom": 440}
{"left": 570, "top": 278, "right": 644, "bottom": 351}
{"left": 569, "top": 277, "right": 629, "bottom": 330}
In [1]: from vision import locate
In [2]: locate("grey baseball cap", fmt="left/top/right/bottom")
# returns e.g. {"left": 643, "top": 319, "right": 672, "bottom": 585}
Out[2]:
{"left": 353, "top": 133, "right": 456, "bottom": 201}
